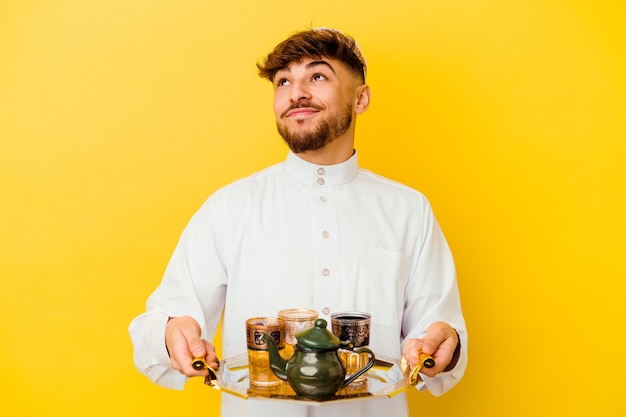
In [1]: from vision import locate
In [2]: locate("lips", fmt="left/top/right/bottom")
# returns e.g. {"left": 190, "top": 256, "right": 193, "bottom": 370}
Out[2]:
{"left": 282, "top": 102, "right": 324, "bottom": 118}
{"left": 286, "top": 108, "right": 318, "bottom": 117}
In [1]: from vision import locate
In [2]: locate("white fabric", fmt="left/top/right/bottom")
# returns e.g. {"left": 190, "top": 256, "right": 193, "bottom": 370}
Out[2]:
{"left": 129, "top": 151, "right": 467, "bottom": 416}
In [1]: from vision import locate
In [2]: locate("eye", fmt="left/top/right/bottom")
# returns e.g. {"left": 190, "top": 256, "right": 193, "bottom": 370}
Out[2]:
{"left": 312, "top": 73, "right": 327, "bottom": 82}
{"left": 275, "top": 78, "right": 290, "bottom": 87}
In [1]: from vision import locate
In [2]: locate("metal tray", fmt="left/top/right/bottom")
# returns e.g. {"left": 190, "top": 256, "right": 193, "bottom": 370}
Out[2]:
{"left": 212, "top": 353, "right": 410, "bottom": 406}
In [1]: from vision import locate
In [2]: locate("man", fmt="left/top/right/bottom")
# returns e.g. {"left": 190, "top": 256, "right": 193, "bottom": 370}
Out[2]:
{"left": 129, "top": 27, "right": 467, "bottom": 416}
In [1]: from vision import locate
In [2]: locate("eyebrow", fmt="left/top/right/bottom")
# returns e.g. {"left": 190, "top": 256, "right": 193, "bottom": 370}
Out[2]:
{"left": 275, "top": 60, "right": 336, "bottom": 76}
{"left": 305, "top": 60, "right": 336, "bottom": 74}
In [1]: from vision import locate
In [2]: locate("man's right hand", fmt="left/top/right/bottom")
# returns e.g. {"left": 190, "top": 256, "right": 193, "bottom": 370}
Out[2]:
{"left": 165, "top": 316, "right": 219, "bottom": 377}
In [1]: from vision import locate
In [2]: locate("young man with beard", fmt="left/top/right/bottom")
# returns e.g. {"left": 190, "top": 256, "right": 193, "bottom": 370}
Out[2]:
{"left": 129, "top": 28, "right": 467, "bottom": 416}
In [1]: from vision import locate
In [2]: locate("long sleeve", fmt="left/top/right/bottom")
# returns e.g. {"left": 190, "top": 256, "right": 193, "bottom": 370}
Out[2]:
{"left": 401, "top": 199, "right": 468, "bottom": 395}
{"left": 128, "top": 199, "right": 228, "bottom": 389}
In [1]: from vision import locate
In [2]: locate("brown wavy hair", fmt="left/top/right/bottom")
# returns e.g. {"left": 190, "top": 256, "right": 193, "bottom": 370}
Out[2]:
{"left": 257, "top": 28, "right": 367, "bottom": 83}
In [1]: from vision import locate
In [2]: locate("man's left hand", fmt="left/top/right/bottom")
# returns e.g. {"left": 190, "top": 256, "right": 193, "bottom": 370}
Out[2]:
{"left": 402, "top": 321, "right": 460, "bottom": 378}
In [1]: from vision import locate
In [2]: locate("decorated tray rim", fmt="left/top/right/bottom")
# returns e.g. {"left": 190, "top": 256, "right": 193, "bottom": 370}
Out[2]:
{"left": 214, "top": 352, "right": 410, "bottom": 406}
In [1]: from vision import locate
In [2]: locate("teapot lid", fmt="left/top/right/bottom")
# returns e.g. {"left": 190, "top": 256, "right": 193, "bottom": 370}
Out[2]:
{"left": 296, "top": 319, "right": 340, "bottom": 350}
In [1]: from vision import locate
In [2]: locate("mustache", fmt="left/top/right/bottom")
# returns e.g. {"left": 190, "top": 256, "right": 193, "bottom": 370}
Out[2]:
{"left": 281, "top": 101, "right": 324, "bottom": 118}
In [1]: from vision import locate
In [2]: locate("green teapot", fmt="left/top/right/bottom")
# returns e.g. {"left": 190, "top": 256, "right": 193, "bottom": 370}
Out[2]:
{"left": 261, "top": 318, "right": 375, "bottom": 397}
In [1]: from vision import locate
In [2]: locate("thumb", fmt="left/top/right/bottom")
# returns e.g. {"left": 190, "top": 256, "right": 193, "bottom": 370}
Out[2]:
{"left": 421, "top": 322, "right": 449, "bottom": 355}
{"left": 186, "top": 332, "right": 207, "bottom": 358}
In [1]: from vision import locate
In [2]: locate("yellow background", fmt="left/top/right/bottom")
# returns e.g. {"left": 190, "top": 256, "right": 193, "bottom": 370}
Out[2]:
{"left": 2, "top": 1, "right": 625, "bottom": 415}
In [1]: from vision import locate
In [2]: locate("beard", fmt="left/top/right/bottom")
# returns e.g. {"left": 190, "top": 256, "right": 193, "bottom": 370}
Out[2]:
{"left": 277, "top": 101, "right": 353, "bottom": 154}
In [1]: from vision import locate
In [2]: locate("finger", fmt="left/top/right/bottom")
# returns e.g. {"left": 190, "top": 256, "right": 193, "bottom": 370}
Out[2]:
{"left": 421, "top": 329, "right": 442, "bottom": 355}
{"left": 186, "top": 332, "right": 207, "bottom": 359}
{"left": 169, "top": 330, "right": 207, "bottom": 376}
{"left": 202, "top": 340, "right": 220, "bottom": 369}
{"left": 421, "top": 327, "right": 459, "bottom": 376}
{"left": 402, "top": 338, "right": 425, "bottom": 367}
{"left": 421, "top": 322, "right": 452, "bottom": 355}
{"left": 182, "top": 331, "right": 209, "bottom": 376}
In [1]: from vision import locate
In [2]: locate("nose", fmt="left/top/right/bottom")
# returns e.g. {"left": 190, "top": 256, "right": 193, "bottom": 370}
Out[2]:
{"left": 290, "top": 80, "right": 311, "bottom": 102}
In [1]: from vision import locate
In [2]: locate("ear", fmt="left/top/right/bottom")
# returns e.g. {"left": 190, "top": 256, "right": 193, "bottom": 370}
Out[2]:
{"left": 354, "top": 84, "right": 371, "bottom": 114}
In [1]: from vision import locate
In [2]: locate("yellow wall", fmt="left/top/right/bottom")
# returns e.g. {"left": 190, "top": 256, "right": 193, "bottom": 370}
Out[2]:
{"left": 2, "top": 1, "right": 625, "bottom": 415}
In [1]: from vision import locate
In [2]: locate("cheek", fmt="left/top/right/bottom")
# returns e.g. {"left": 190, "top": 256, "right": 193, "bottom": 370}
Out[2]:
{"left": 273, "top": 96, "right": 286, "bottom": 118}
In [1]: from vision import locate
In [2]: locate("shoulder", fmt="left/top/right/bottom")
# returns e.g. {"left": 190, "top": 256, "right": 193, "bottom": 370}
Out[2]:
{"left": 356, "top": 168, "right": 430, "bottom": 205}
{"left": 203, "top": 161, "right": 284, "bottom": 206}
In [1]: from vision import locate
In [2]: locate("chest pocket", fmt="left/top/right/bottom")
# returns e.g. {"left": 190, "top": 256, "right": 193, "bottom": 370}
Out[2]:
{"left": 355, "top": 247, "right": 410, "bottom": 328}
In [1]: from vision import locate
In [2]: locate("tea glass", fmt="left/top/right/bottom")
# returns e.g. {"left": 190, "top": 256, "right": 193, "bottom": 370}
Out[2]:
{"left": 245, "top": 317, "right": 285, "bottom": 387}
{"left": 277, "top": 308, "right": 318, "bottom": 359}
{"left": 330, "top": 311, "right": 371, "bottom": 384}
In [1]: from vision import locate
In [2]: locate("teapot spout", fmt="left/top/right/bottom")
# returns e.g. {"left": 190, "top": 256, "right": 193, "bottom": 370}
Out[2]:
{"left": 260, "top": 332, "right": 288, "bottom": 381}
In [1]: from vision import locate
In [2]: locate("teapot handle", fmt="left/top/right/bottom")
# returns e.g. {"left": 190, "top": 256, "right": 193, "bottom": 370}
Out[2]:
{"left": 341, "top": 347, "right": 375, "bottom": 387}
